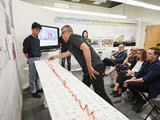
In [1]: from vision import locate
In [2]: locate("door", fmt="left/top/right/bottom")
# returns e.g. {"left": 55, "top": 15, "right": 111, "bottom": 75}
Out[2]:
{"left": 144, "top": 25, "right": 160, "bottom": 51}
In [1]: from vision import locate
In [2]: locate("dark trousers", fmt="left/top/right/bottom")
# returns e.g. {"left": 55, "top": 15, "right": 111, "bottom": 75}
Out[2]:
{"left": 102, "top": 58, "right": 115, "bottom": 72}
{"left": 127, "top": 81, "right": 149, "bottom": 101}
{"left": 82, "top": 64, "right": 113, "bottom": 106}
{"left": 61, "top": 56, "right": 71, "bottom": 71}
{"left": 116, "top": 71, "right": 133, "bottom": 88}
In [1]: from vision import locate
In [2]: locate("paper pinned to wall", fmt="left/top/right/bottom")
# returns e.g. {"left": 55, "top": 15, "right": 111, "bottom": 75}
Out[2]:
{"left": 54, "top": 17, "right": 139, "bottom": 47}
{"left": 0, "top": 0, "right": 22, "bottom": 119}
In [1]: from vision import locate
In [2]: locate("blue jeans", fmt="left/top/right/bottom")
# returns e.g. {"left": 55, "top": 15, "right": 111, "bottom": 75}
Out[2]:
{"left": 29, "top": 57, "right": 41, "bottom": 93}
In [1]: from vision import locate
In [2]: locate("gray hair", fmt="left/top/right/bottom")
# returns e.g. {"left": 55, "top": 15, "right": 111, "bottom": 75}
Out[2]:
{"left": 61, "top": 25, "right": 73, "bottom": 33}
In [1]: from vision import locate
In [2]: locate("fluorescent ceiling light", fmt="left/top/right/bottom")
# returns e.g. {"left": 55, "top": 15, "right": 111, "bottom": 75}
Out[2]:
{"left": 90, "top": 0, "right": 107, "bottom": 2}
{"left": 41, "top": 6, "right": 127, "bottom": 19}
{"left": 90, "top": 0, "right": 107, "bottom": 5}
{"left": 110, "top": 0, "right": 160, "bottom": 11}
{"left": 93, "top": 1, "right": 102, "bottom": 5}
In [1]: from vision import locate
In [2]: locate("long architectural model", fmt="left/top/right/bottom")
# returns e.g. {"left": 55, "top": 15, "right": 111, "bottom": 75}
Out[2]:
{"left": 35, "top": 60, "right": 129, "bottom": 120}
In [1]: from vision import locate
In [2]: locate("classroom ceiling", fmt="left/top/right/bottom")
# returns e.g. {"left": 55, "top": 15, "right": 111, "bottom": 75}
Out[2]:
{"left": 20, "top": 0, "right": 160, "bottom": 9}
{"left": 61, "top": 0, "right": 160, "bottom": 8}
{"left": 61, "top": 0, "right": 122, "bottom": 8}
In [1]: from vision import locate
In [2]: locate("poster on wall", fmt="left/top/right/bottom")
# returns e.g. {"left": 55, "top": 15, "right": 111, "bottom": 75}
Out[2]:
{"left": 9, "top": 2, "right": 14, "bottom": 28}
{"left": 0, "top": 0, "right": 5, "bottom": 9}
{"left": 12, "top": 43, "right": 16, "bottom": 60}
{"left": 5, "top": 11, "right": 11, "bottom": 34}
{"left": 0, "top": 37, "right": 10, "bottom": 78}
{"left": 54, "top": 17, "right": 138, "bottom": 47}
{"left": 113, "top": 24, "right": 137, "bottom": 47}
{"left": 0, "top": 0, "right": 21, "bottom": 119}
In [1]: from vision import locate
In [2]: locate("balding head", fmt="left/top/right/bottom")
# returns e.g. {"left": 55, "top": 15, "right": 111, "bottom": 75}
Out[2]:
{"left": 61, "top": 25, "right": 73, "bottom": 43}
{"left": 118, "top": 44, "right": 124, "bottom": 52}
{"left": 61, "top": 25, "right": 73, "bottom": 34}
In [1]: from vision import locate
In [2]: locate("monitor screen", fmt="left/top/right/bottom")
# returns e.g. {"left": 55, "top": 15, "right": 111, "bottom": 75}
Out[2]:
{"left": 38, "top": 25, "right": 59, "bottom": 51}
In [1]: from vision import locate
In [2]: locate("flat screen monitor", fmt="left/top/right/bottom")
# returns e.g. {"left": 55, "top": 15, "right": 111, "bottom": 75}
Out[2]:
{"left": 38, "top": 25, "right": 59, "bottom": 51}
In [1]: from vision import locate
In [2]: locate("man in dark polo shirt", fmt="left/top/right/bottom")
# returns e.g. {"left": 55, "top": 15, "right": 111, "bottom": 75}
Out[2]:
{"left": 49, "top": 25, "right": 113, "bottom": 105}
{"left": 23, "top": 22, "right": 43, "bottom": 98}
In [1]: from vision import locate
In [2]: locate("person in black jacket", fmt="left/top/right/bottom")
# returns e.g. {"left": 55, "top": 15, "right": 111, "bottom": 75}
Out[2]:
{"left": 59, "top": 36, "right": 71, "bottom": 71}
{"left": 23, "top": 22, "right": 43, "bottom": 98}
{"left": 103, "top": 44, "right": 127, "bottom": 87}
{"left": 103, "top": 44, "right": 127, "bottom": 69}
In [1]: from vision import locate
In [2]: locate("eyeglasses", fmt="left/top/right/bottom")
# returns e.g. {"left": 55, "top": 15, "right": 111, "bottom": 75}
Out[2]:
{"left": 61, "top": 31, "right": 64, "bottom": 35}
{"left": 61, "top": 31, "right": 66, "bottom": 35}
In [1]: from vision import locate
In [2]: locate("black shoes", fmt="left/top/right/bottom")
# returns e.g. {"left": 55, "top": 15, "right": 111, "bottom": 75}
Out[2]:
{"left": 104, "top": 74, "right": 108, "bottom": 77}
{"left": 37, "top": 89, "right": 43, "bottom": 93}
{"left": 32, "top": 89, "right": 43, "bottom": 98}
{"left": 110, "top": 90, "right": 118, "bottom": 95}
{"left": 102, "top": 73, "right": 109, "bottom": 77}
{"left": 110, "top": 83, "right": 115, "bottom": 88}
{"left": 113, "top": 93, "right": 122, "bottom": 97}
{"left": 32, "top": 92, "right": 41, "bottom": 98}
{"left": 132, "top": 100, "right": 147, "bottom": 113}
{"left": 110, "top": 90, "right": 121, "bottom": 97}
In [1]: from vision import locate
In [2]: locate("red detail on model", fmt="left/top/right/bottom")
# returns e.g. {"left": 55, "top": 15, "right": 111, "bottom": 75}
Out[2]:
{"left": 45, "top": 61, "right": 95, "bottom": 120}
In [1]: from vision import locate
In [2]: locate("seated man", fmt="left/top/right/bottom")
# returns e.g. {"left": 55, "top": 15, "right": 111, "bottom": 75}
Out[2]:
{"left": 103, "top": 44, "right": 127, "bottom": 87}
{"left": 156, "top": 43, "right": 160, "bottom": 60}
{"left": 124, "top": 47, "right": 160, "bottom": 113}
{"left": 103, "top": 44, "right": 127, "bottom": 69}
{"left": 156, "top": 43, "right": 160, "bottom": 49}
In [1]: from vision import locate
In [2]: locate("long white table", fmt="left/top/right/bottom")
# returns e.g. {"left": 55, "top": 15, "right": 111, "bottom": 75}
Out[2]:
{"left": 35, "top": 60, "right": 129, "bottom": 120}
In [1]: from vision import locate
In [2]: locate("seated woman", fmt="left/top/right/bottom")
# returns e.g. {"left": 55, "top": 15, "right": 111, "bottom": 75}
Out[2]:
{"left": 105, "top": 48, "right": 138, "bottom": 87}
{"left": 82, "top": 30, "right": 92, "bottom": 45}
{"left": 110, "top": 49, "right": 147, "bottom": 97}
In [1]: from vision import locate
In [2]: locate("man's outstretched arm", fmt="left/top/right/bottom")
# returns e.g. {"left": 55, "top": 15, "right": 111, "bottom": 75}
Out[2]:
{"left": 48, "top": 51, "right": 71, "bottom": 61}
